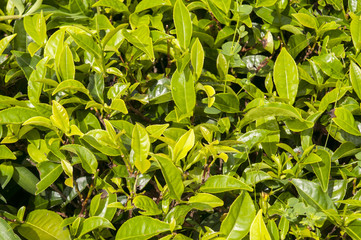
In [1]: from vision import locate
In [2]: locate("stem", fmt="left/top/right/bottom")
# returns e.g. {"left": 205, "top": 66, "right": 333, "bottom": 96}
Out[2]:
{"left": 127, "top": 102, "right": 152, "bottom": 123}
{"left": 0, "top": 216, "right": 22, "bottom": 223}
{"left": 94, "top": 109, "right": 106, "bottom": 128}
{"left": 0, "top": 15, "right": 21, "bottom": 21}
{"left": 132, "top": 172, "right": 139, "bottom": 196}
{"left": 79, "top": 169, "right": 99, "bottom": 217}
{"left": 74, "top": 180, "right": 84, "bottom": 203}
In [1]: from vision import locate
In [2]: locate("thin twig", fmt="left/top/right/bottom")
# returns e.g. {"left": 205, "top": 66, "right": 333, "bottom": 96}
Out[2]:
{"left": 79, "top": 169, "right": 99, "bottom": 217}
{"left": 127, "top": 102, "right": 152, "bottom": 123}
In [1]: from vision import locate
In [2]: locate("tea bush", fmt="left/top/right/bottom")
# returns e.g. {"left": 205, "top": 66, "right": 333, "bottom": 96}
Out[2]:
{"left": 1, "top": 0, "right": 361, "bottom": 239}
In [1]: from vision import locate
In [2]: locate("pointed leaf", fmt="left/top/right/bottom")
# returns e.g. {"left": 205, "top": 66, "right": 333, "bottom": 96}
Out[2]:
{"left": 220, "top": 191, "right": 256, "bottom": 240}
{"left": 110, "top": 99, "right": 128, "bottom": 114}
{"left": 0, "top": 162, "right": 14, "bottom": 188}
{"left": 188, "top": 193, "right": 224, "bottom": 208}
{"left": 350, "top": 61, "right": 361, "bottom": 101}
{"left": 24, "top": 12, "right": 47, "bottom": 46}
{"left": 0, "top": 34, "right": 16, "bottom": 56}
{"left": 333, "top": 107, "right": 361, "bottom": 136}
{"left": 311, "top": 150, "right": 331, "bottom": 192}
{"left": 36, "top": 162, "right": 63, "bottom": 195}
{"left": 213, "top": 93, "right": 240, "bottom": 113}
{"left": 115, "top": 216, "right": 170, "bottom": 240}
{"left": 88, "top": 73, "right": 104, "bottom": 104}
{"left": 50, "top": 101, "right": 70, "bottom": 133}
{"left": 173, "top": 129, "right": 195, "bottom": 163}
{"left": 134, "top": 0, "right": 171, "bottom": 13}
{"left": 65, "top": 26, "right": 102, "bottom": 58}
{"left": 122, "top": 25, "right": 154, "bottom": 61}
{"left": 171, "top": 67, "right": 195, "bottom": 115}
{"left": 61, "top": 144, "right": 98, "bottom": 174}
{"left": 12, "top": 165, "right": 39, "bottom": 195}
{"left": 351, "top": 16, "right": 361, "bottom": 53}
{"left": 52, "top": 80, "right": 90, "bottom": 97}
{"left": 58, "top": 45, "right": 75, "bottom": 81}
{"left": 174, "top": 0, "right": 192, "bottom": 50}
{"left": 23, "top": 116, "right": 55, "bottom": 130}
{"left": 77, "top": 217, "right": 115, "bottom": 237}
{"left": 250, "top": 210, "right": 271, "bottom": 240}
{"left": 133, "top": 195, "right": 162, "bottom": 215}
{"left": 0, "top": 218, "right": 21, "bottom": 240}
{"left": 319, "top": 87, "right": 350, "bottom": 112}
{"left": 273, "top": 48, "right": 299, "bottom": 104}
{"left": 0, "top": 107, "right": 39, "bottom": 124}
{"left": 17, "top": 210, "right": 71, "bottom": 240}
{"left": 152, "top": 154, "right": 184, "bottom": 201}
{"left": 240, "top": 102, "right": 302, "bottom": 127}
{"left": 131, "top": 123, "right": 151, "bottom": 173}
{"left": 292, "top": 13, "right": 318, "bottom": 29}
{"left": 291, "top": 178, "right": 339, "bottom": 224}
{"left": 191, "top": 38, "right": 204, "bottom": 80}
{"left": 0, "top": 145, "right": 16, "bottom": 160}
{"left": 44, "top": 29, "right": 64, "bottom": 59}
{"left": 28, "top": 58, "right": 47, "bottom": 104}
{"left": 200, "top": 175, "right": 253, "bottom": 193}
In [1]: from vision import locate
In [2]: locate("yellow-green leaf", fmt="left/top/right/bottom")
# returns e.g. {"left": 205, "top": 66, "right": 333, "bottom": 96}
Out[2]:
{"left": 50, "top": 101, "right": 70, "bottom": 133}
{"left": 58, "top": 45, "right": 75, "bottom": 81}
{"left": 173, "top": 129, "right": 195, "bottom": 163}
{"left": 152, "top": 154, "right": 184, "bottom": 201}
{"left": 122, "top": 25, "right": 154, "bottom": 61}
{"left": 0, "top": 145, "right": 16, "bottom": 160}
{"left": 351, "top": 15, "right": 361, "bottom": 53}
{"left": 174, "top": 0, "right": 192, "bottom": 50}
{"left": 24, "top": 12, "right": 47, "bottom": 46}
{"left": 191, "top": 38, "right": 204, "bottom": 80}
{"left": 250, "top": 210, "right": 271, "bottom": 240}
{"left": 292, "top": 13, "right": 318, "bottom": 29}
{"left": 333, "top": 107, "right": 361, "bottom": 136}
{"left": 131, "top": 123, "right": 151, "bottom": 173}
{"left": 273, "top": 48, "right": 299, "bottom": 105}
{"left": 350, "top": 61, "right": 361, "bottom": 100}
{"left": 0, "top": 34, "right": 16, "bottom": 56}
{"left": 171, "top": 66, "right": 195, "bottom": 115}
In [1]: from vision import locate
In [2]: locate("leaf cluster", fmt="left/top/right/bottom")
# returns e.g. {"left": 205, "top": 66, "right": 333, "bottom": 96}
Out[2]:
{"left": 1, "top": 0, "right": 361, "bottom": 239}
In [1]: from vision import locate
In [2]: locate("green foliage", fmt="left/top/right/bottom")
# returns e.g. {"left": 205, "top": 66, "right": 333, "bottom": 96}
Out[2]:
{"left": 1, "top": 0, "right": 361, "bottom": 239}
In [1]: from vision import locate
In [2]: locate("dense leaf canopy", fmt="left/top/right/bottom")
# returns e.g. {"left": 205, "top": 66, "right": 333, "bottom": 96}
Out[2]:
{"left": 1, "top": 0, "right": 361, "bottom": 239}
